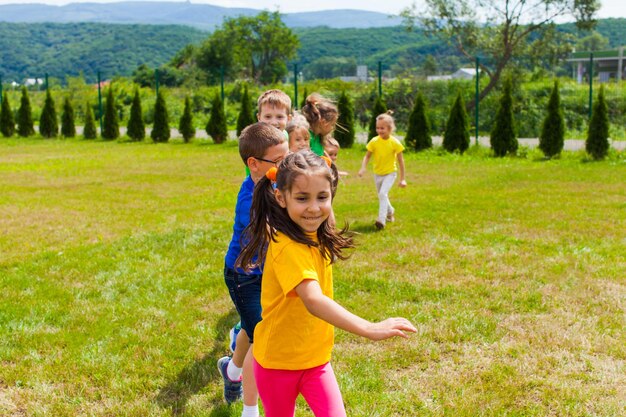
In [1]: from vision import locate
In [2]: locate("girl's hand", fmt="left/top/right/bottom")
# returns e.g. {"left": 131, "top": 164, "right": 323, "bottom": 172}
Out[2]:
{"left": 358, "top": 168, "right": 366, "bottom": 177}
{"left": 398, "top": 180, "right": 407, "bottom": 188}
{"left": 365, "top": 318, "right": 417, "bottom": 341}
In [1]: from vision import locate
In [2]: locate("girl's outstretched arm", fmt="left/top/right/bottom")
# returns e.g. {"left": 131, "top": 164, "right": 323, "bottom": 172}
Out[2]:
{"left": 357, "top": 151, "right": 372, "bottom": 177}
{"left": 295, "top": 279, "right": 416, "bottom": 341}
{"left": 397, "top": 152, "right": 407, "bottom": 187}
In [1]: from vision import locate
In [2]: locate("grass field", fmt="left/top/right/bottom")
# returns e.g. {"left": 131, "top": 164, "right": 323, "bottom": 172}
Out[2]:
{"left": 1, "top": 138, "right": 625, "bottom": 416}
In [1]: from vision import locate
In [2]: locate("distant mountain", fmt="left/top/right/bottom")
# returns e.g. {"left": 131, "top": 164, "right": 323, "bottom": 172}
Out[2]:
{"left": 0, "top": 2, "right": 404, "bottom": 30}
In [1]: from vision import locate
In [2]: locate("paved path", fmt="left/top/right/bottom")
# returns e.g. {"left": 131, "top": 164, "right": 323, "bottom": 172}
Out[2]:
{"left": 354, "top": 133, "right": 626, "bottom": 151}
{"left": 69, "top": 127, "right": 625, "bottom": 151}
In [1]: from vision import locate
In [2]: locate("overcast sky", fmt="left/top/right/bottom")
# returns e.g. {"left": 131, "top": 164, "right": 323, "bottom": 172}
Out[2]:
{"left": 0, "top": 0, "right": 624, "bottom": 18}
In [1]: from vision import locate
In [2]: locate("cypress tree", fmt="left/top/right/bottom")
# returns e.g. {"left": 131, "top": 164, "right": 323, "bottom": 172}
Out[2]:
{"left": 61, "top": 96, "right": 76, "bottom": 138}
{"left": 102, "top": 87, "right": 119, "bottom": 140}
{"left": 586, "top": 85, "right": 610, "bottom": 160}
{"left": 127, "top": 88, "right": 145, "bottom": 141}
{"left": 17, "top": 87, "right": 35, "bottom": 137}
{"left": 151, "top": 90, "right": 170, "bottom": 143}
{"left": 206, "top": 94, "right": 228, "bottom": 144}
{"left": 236, "top": 85, "right": 254, "bottom": 137}
{"left": 368, "top": 96, "right": 387, "bottom": 139}
{"left": 443, "top": 92, "right": 470, "bottom": 154}
{"left": 83, "top": 102, "right": 97, "bottom": 139}
{"left": 335, "top": 90, "right": 355, "bottom": 148}
{"left": 39, "top": 90, "right": 58, "bottom": 138}
{"left": 179, "top": 96, "right": 195, "bottom": 143}
{"left": 405, "top": 92, "right": 432, "bottom": 151}
{"left": 490, "top": 78, "right": 518, "bottom": 157}
{"left": 538, "top": 80, "right": 565, "bottom": 158}
{"left": 0, "top": 92, "right": 15, "bottom": 137}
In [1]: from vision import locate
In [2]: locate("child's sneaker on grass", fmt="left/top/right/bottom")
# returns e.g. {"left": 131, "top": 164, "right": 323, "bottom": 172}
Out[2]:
{"left": 374, "top": 221, "right": 385, "bottom": 230}
{"left": 217, "top": 356, "right": 242, "bottom": 404}
{"left": 229, "top": 321, "right": 241, "bottom": 353}
{"left": 386, "top": 213, "right": 395, "bottom": 223}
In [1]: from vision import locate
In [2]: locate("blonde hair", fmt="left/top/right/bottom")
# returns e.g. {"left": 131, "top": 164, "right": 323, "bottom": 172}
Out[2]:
{"left": 376, "top": 110, "right": 396, "bottom": 133}
{"left": 286, "top": 112, "right": 310, "bottom": 134}
{"left": 324, "top": 136, "right": 339, "bottom": 149}
{"left": 300, "top": 93, "right": 338, "bottom": 132}
{"left": 257, "top": 89, "right": 292, "bottom": 115}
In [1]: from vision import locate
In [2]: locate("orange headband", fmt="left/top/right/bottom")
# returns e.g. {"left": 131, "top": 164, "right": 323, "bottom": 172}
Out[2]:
{"left": 320, "top": 155, "right": 332, "bottom": 168}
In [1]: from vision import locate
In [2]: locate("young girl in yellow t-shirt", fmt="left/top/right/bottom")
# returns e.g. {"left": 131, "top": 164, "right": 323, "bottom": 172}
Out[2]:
{"left": 237, "top": 150, "right": 415, "bottom": 417}
{"left": 358, "top": 111, "right": 407, "bottom": 230}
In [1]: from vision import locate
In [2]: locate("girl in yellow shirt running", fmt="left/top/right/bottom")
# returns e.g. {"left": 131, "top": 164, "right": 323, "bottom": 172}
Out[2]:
{"left": 237, "top": 150, "right": 415, "bottom": 417}
{"left": 358, "top": 111, "right": 407, "bottom": 230}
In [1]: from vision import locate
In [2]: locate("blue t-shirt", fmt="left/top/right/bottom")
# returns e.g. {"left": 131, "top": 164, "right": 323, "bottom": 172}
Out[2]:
{"left": 225, "top": 176, "right": 262, "bottom": 274}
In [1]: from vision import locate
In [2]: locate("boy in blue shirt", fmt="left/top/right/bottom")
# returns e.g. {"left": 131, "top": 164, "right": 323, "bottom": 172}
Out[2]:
{"left": 219, "top": 122, "right": 289, "bottom": 417}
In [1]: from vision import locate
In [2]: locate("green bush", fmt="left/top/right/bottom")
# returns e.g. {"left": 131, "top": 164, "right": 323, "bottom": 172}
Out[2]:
{"left": 490, "top": 78, "right": 518, "bottom": 157}
{"left": 179, "top": 96, "right": 195, "bottom": 143}
{"left": 236, "top": 85, "right": 255, "bottom": 138}
{"left": 539, "top": 81, "right": 565, "bottom": 158}
{"left": 39, "top": 90, "right": 58, "bottom": 138}
{"left": 404, "top": 92, "right": 431, "bottom": 151}
{"left": 585, "top": 85, "right": 609, "bottom": 160}
{"left": 443, "top": 92, "right": 470, "bottom": 154}
{"left": 151, "top": 91, "right": 170, "bottom": 143}
{"left": 0, "top": 93, "right": 15, "bottom": 137}
{"left": 61, "top": 97, "right": 76, "bottom": 138}
{"left": 83, "top": 102, "right": 98, "bottom": 139}
{"left": 127, "top": 88, "right": 145, "bottom": 141}
{"left": 102, "top": 87, "right": 119, "bottom": 140}
{"left": 16, "top": 87, "right": 35, "bottom": 137}
{"left": 206, "top": 94, "right": 228, "bottom": 144}
{"left": 368, "top": 96, "right": 387, "bottom": 140}
{"left": 335, "top": 90, "right": 355, "bottom": 148}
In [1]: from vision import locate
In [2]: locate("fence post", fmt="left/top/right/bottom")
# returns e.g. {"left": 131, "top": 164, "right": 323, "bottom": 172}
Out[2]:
{"left": 45, "top": 73, "right": 49, "bottom": 91}
{"left": 0, "top": 74, "right": 3, "bottom": 105}
{"left": 155, "top": 68, "right": 159, "bottom": 96}
{"left": 293, "top": 63, "right": 298, "bottom": 110}
{"left": 97, "top": 71, "right": 103, "bottom": 135}
{"left": 378, "top": 61, "right": 382, "bottom": 98}
{"left": 588, "top": 52, "right": 593, "bottom": 120}
{"left": 475, "top": 56, "right": 480, "bottom": 146}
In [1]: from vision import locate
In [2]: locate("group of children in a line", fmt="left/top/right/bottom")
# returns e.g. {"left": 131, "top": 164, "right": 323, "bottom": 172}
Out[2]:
{"left": 218, "top": 89, "right": 414, "bottom": 417}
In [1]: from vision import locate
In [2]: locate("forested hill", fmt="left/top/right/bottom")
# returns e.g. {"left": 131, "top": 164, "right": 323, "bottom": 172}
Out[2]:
{"left": 1, "top": 18, "right": 625, "bottom": 84}
{"left": 0, "top": 22, "right": 207, "bottom": 82}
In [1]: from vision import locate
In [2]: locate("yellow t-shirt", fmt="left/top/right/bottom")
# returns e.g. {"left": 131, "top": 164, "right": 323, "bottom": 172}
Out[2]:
{"left": 253, "top": 232, "right": 334, "bottom": 370}
{"left": 366, "top": 135, "right": 405, "bottom": 176}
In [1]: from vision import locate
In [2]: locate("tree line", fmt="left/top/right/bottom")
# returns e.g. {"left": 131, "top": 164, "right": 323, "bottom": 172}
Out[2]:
{"left": 0, "top": 79, "right": 613, "bottom": 161}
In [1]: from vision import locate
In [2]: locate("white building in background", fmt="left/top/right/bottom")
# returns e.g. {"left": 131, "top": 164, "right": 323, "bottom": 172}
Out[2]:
{"left": 567, "top": 47, "right": 625, "bottom": 83}
{"left": 24, "top": 78, "right": 44, "bottom": 87}
{"left": 340, "top": 65, "right": 371, "bottom": 82}
{"left": 427, "top": 68, "right": 479, "bottom": 81}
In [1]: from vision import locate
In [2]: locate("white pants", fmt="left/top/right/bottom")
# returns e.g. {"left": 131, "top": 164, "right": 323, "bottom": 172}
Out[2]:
{"left": 374, "top": 172, "right": 396, "bottom": 225}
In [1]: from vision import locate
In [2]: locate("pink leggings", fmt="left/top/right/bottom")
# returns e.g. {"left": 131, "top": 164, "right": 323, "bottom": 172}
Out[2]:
{"left": 253, "top": 359, "right": 346, "bottom": 417}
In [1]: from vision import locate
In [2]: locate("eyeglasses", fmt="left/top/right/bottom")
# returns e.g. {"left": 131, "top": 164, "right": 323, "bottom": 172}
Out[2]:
{"left": 254, "top": 157, "right": 282, "bottom": 166}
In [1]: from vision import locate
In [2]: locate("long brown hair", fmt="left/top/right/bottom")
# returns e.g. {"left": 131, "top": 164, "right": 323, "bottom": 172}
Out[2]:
{"left": 236, "top": 150, "right": 354, "bottom": 272}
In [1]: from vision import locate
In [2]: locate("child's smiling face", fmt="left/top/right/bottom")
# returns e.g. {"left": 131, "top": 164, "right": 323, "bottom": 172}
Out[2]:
{"left": 258, "top": 104, "right": 290, "bottom": 131}
{"left": 275, "top": 171, "right": 332, "bottom": 233}
{"left": 289, "top": 127, "right": 310, "bottom": 152}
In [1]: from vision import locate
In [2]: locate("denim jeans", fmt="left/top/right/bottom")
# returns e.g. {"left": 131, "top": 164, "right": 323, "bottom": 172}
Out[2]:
{"left": 224, "top": 266, "right": 263, "bottom": 343}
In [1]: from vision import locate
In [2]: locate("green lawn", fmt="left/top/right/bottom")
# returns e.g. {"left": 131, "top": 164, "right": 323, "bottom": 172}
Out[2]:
{"left": 1, "top": 138, "right": 624, "bottom": 416}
